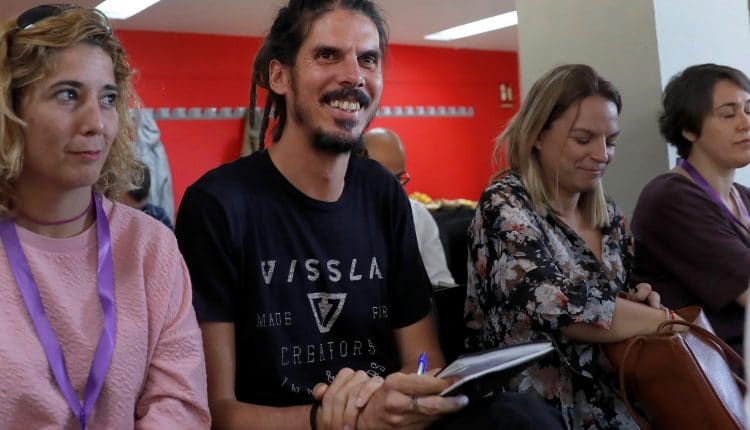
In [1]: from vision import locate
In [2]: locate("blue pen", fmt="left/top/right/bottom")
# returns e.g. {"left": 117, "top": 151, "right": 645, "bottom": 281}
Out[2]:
{"left": 416, "top": 352, "right": 428, "bottom": 375}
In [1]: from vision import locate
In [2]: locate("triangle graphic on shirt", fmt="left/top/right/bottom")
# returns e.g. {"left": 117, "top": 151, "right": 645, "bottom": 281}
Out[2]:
{"left": 307, "top": 292, "right": 347, "bottom": 333}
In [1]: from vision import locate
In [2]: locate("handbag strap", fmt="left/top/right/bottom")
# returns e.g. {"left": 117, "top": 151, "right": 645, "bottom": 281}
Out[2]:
{"left": 617, "top": 336, "right": 653, "bottom": 430}
{"left": 734, "top": 374, "right": 747, "bottom": 394}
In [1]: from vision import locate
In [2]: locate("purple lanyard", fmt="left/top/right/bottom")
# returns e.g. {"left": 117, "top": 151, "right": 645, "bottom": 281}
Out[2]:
{"left": 679, "top": 159, "right": 750, "bottom": 233}
{"left": 0, "top": 193, "right": 116, "bottom": 430}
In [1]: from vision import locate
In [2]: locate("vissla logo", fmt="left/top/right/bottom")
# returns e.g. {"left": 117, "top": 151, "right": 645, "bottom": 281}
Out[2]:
{"left": 308, "top": 292, "right": 347, "bottom": 333}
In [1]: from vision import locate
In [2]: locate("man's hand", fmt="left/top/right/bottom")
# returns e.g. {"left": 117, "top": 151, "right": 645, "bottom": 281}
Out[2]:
{"left": 312, "top": 368, "right": 384, "bottom": 430}
{"left": 624, "top": 283, "right": 661, "bottom": 309}
{"left": 355, "top": 371, "right": 469, "bottom": 430}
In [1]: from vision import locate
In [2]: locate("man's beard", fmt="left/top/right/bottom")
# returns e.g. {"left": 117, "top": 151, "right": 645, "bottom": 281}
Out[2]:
{"left": 311, "top": 124, "right": 366, "bottom": 154}
{"left": 293, "top": 104, "right": 376, "bottom": 154}
{"left": 290, "top": 78, "right": 376, "bottom": 154}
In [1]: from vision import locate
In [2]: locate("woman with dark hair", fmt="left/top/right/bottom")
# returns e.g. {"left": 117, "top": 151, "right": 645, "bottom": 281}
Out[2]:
{"left": 0, "top": 5, "right": 209, "bottom": 427}
{"left": 465, "top": 64, "right": 677, "bottom": 429}
{"left": 631, "top": 63, "right": 750, "bottom": 356}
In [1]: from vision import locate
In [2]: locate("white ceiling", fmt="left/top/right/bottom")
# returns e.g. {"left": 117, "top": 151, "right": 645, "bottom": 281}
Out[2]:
{"left": 2, "top": 0, "right": 518, "bottom": 51}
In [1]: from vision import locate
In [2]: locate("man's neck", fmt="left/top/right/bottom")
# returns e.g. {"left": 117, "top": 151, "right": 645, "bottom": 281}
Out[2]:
{"left": 269, "top": 131, "right": 350, "bottom": 202}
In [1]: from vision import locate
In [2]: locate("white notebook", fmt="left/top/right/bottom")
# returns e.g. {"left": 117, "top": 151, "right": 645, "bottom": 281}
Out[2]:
{"left": 437, "top": 341, "right": 555, "bottom": 397}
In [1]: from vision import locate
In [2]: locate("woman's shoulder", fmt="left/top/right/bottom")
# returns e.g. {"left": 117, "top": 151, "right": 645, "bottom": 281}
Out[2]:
{"left": 107, "top": 199, "right": 181, "bottom": 262}
{"left": 640, "top": 172, "right": 701, "bottom": 198}
{"left": 479, "top": 171, "right": 530, "bottom": 208}
{"left": 637, "top": 172, "right": 713, "bottom": 211}
{"left": 631, "top": 172, "right": 721, "bottom": 234}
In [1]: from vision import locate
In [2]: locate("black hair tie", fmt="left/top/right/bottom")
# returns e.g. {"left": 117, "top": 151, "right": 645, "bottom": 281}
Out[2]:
{"left": 309, "top": 401, "right": 321, "bottom": 430}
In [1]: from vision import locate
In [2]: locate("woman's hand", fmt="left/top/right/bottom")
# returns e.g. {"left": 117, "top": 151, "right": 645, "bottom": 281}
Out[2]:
{"left": 623, "top": 283, "right": 661, "bottom": 309}
{"left": 623, "top": 284, "right": 690, "bottom": 332}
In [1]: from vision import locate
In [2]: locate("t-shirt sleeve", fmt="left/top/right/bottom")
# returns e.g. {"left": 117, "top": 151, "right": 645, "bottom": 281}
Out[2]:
{"left": 631, "top": 177, "right": 750, "bottom": 311}
{"left": 175, "top": 185, "right": 240, "bottom": 322}
{"left": 468, "top": 186, "right": 616, "bottom": 334}
{"left": 386, "top": 188, "right": 432, "bottom": 329}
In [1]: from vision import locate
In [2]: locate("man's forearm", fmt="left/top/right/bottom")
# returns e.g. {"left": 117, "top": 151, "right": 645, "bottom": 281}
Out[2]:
{"left": 210, "top": 398, "right": 313, "bottom": 430}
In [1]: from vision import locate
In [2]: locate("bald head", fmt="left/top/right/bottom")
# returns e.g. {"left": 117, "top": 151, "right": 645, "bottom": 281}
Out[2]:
{"left": 364, "top": 128, "right": 406, "bottom": 175}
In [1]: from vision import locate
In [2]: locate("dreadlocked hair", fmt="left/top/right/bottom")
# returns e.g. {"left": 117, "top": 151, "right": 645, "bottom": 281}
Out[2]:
{"left": 248, "top": 0, "right": 388, "bottom": 149}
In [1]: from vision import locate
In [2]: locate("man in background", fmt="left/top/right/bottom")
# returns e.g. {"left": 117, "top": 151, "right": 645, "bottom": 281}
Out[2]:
{"left": 365, "top": 127, "right": 455, "bottom": 286}
{"left": 120, "top": 163, "right": 173, "bottom": 229}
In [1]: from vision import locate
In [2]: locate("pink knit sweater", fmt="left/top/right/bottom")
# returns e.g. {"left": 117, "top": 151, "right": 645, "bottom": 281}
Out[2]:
{"left": 0, "top": 199, "right": 210, "bottom": 429}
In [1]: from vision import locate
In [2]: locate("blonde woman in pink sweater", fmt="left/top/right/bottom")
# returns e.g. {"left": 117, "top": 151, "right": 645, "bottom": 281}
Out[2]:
{"left": 0, "top": 5, "right": 210, "bottom": 429}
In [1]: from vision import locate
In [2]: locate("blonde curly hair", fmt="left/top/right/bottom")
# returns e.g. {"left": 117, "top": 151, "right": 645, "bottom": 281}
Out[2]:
{"left": 0, "top": 5, "right": 140, "bottom": 217}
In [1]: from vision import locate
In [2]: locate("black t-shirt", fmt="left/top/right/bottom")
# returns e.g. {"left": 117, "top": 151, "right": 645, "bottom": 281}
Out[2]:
{"left": 176, "top": 150, "right": 432, "bottom": 406}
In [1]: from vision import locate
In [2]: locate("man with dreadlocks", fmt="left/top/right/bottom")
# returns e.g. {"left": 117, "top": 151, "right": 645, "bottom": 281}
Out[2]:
{"left": 176, "top": 1, "right": 564, "bottom": 429}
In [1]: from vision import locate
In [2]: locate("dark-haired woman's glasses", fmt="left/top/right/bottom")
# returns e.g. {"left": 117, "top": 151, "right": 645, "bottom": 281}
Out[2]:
{"left": 10, "top": 4, "right": 111, "bottom": 36}
{"left": 395, "top": 171, "right": 410, "bottom": 186}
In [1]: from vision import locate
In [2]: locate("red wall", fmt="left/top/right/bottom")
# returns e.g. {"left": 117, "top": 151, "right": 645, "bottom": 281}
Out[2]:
{"left": 117, "top": 30, "right": 518, "bottom": 211}
{"left": 373, "top": 45, "right": 517, "bottom": 199}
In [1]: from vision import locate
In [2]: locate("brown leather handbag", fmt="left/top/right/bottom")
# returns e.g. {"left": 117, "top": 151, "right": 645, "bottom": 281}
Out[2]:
{"left": 604, "top": 306, "right": 746, "bottom": 430}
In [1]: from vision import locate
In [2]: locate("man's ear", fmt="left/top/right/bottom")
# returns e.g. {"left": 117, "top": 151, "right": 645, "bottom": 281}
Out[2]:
{"left": 681, "top": 129, "right": 699, "bottom": 144}
{"left": 269, "top": 59, "right": 290, "bottom": 95}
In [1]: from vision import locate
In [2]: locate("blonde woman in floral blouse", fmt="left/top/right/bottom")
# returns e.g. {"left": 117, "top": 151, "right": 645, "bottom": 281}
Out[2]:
{"left": 465, "top": 64, "right": 678, "bottom": 430}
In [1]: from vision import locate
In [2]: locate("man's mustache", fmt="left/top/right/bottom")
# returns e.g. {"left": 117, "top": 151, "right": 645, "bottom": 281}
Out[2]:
{"left": 320, "top": 88, "right": 371, "bottom": 108}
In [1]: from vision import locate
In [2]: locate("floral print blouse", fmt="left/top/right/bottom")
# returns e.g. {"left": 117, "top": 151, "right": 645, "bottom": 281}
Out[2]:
{"left": 465, "top": 171, "right": 638, "bottom": 430}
